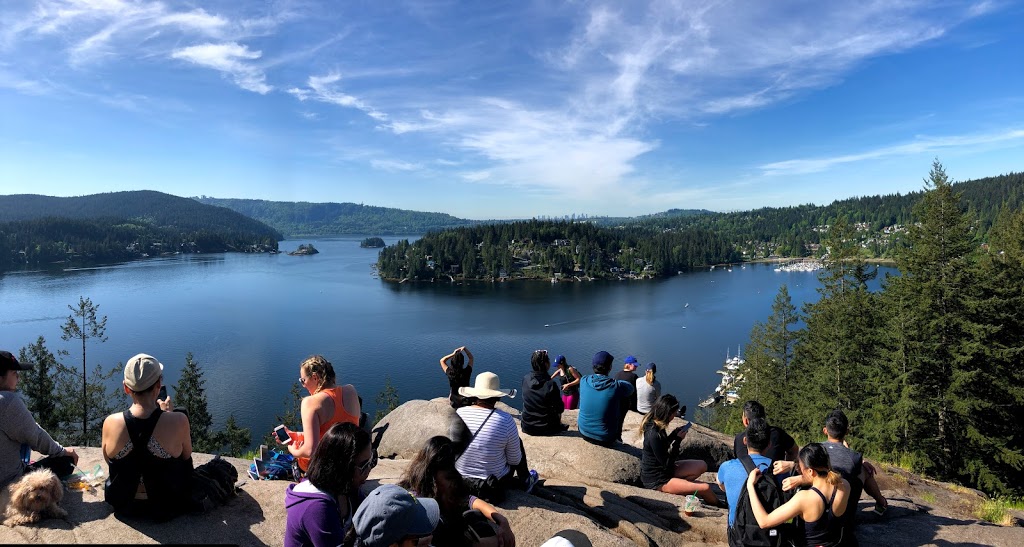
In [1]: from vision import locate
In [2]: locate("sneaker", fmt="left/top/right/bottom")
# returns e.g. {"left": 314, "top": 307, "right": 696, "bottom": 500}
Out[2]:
{"left": 873, "top": 501, "right": 888, "bottom": 516}
{"left": 525, "top": 470, "right": 540, "bottom": 494}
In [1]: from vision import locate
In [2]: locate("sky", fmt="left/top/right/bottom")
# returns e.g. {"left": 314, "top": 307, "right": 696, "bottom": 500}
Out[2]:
{"left": 0, "top": 1, "right": 1022, "bottom": 219}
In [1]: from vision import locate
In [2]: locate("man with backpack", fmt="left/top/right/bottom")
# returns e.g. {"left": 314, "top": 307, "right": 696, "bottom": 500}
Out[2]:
{"left": 718, "top": 417, "right": 790, "bottom": 546}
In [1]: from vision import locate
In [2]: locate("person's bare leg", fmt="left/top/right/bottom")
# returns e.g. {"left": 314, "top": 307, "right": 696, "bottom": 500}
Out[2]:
{"left": 660, "top": 476, "right": 717, "bottom": 505}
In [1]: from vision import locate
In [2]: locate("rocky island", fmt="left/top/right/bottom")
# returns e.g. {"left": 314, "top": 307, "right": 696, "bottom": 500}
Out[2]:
{"left": 287, "top": 243, "right": 319, "bottom": 256}
{"left": 360, "top": 236, "right": 386, "bottom": 248}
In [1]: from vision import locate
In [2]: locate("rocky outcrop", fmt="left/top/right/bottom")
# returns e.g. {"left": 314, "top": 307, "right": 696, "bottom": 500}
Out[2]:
{"left": 2, "top": 399, "right": 1022, "bottom": 546}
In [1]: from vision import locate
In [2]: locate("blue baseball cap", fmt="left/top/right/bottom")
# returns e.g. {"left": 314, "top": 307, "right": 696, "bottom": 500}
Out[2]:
{"left": 592, "top": 351, "right": 614, "bottom": 368}
{"left": 554, "top": 355, "right": 566, "bottom": 365}
{"left": 624, "top": 355, "right": 638, "bottom": 365}
{"left": 353, "top": 484, "right": 440, "bottom": 547}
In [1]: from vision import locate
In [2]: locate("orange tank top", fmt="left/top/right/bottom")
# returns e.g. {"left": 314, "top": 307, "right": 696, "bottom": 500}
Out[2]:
{"left": 297, "top": 386, "right": 360, "bottom": 471}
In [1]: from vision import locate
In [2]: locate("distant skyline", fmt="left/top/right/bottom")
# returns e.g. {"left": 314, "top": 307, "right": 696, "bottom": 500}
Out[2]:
{"left": 1, "top": 1, "right": 1022, "bottom": 219}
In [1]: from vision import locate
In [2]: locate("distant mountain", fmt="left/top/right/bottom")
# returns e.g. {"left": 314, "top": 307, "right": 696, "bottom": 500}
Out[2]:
{"left": 0, "top": 191, "right": 283, "bottom": 269}
{"left": 194, "top": 197, "right": 474, "bottom": 237}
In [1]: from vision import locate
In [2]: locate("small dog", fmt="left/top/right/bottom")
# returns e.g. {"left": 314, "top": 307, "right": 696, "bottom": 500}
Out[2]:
{"left": 3, "top": 469, "right": 67, "bottom": 526}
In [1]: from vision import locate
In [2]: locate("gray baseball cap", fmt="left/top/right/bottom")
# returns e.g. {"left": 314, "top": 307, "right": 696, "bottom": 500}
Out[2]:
{"left": 353, "top": 484, "right": 440, "bottom": 547}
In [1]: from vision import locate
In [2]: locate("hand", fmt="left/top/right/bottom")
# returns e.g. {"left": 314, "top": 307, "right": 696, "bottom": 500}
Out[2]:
{"left": 748, "top": 468, "right": 762, "bottom": 484}
{"left": 773, "top": 460, "right": 795, "bottom": 476}
{"left": 457, "top": 346, "right": 467, "bottom": 353}
{"left": 492, "top": 513, "right": 515, "bottom": 547}
{"left": 561, "top": 383, "right": 571, "bottom": 392}
{"left": 863, "top": 461, "right": 877, "bottom": 477}
{"left": 782, "top": 476, "right": 802, "bottom": 492}
{"left": 63, "top": 447, "right": 80, "bottom": 465}
{"left": 158, "top": 396, "right": 175, "bottom": 412}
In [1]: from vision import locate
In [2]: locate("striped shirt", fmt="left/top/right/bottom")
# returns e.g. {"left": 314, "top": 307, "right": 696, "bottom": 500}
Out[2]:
{"left": 455, "top": 406, "right": 522, "bottom": 480}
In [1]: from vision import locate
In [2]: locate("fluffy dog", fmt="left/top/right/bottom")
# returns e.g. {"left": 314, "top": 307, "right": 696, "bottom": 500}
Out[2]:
{"left": 3, "top": 469, "right": 67, "bottom": 526}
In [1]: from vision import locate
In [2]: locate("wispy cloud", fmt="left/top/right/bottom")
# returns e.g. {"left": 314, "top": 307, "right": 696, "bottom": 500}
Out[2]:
{"left": 760, "top": 129, "right": 1024, "bottom": 176}
{"left": 171, "top": 42, "right": 271, "bottom": 94}
{"left": 287, "top": 73, "right": 387, "bottom": 121}
{"left": 370, "top": 158, "right": 421, "bottom": 172}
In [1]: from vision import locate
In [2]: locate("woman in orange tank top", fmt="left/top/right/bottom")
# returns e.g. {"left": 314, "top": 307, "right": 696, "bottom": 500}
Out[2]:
{"left": 278, "top": 355, "right": 361, "bottom": 472}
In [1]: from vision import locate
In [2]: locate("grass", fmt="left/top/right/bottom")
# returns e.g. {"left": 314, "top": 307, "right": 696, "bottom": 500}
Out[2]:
{"left": 975, "top": 498, "right": 1024, "bottom": 526}
{"left": 920, "top": 492, "right": 936, "bottom": 504}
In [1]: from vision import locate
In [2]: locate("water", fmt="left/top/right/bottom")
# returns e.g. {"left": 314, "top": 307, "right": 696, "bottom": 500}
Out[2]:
{"left": 0, "top": 237, "right": 895, "bottom": 440}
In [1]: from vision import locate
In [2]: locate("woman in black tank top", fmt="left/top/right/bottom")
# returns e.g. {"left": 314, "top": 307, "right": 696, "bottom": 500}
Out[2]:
{"left": 440, "top": 346, "right": 474, "bottom": 408}
{"left": 745, "top": 443, "right": 850, "bottom": 547}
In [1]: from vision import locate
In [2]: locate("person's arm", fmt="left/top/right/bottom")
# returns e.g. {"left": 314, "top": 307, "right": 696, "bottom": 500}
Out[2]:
{"left": 786, "top": 442, "right": 800, "bottom": 462}
{"left": 546, "top": 380, "right": 564, "bottom": 416}
{"left": 643, "top": 427, "right": 672, "bottom": 474}
{"left": 462, "top": 346, "right": 474, "bottom": 368}
{"left": 303, "top": 498, "right": 346, "bottom": 547}
{"left": 471, "top": 497, "right": 516, "bottom": 547}
{"left": 505, "top": 419, "right": 523, "bottom": 467}
{"left": 5, "top": 396, "right": 65, "bottom": 458}
{"left": 177, "top": 412, "right": 193, "bottom": 460}
{"left": 440, "top": 348, "right": 459, "bottom": 373}
{"left": 288, "top": 395, "right": 322, "bottom": 459}
{"left": 746, "top": 469, "right": 806, "bottom": 528}
{"left": 563, "top": 367, "right": 582, "bottom": 390}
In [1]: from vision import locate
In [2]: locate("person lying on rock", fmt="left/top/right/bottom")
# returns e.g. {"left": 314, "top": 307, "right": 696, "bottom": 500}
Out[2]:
{"left": 521, "top": 350, "right": 568, "bottom": 436}
{"left": 279, "top": 355, "right": 361, "bottom": 475}
{"left": 102, "top": 353, "right": 193, "bottom": 520}
{"left": 441, "top": 346, "right": 475, "bottom": 409}
{"left": 450, "top": 372, "right": 537, "bottom": 503}
{"left": 399, "top": 435, "right": 516, "bottom": 547}
{"left": 285, "top": 422, "right": 375, "bottom": 547}
{"left": 343, "top": 484, "right": 440, "bottom": 547}
{"left": 0, "top": 350, "right": 78, "bottom": 489}
{"left": 640, "top": 394, "right": 718, "bottom": 505}
{"left": 577, "top": 351, "right": 634, "bottom": 447}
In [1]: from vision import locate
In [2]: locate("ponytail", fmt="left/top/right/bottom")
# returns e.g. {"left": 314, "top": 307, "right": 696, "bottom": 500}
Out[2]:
{"left": 825, "top": 469, "right": 842, "bottom": 486}
{"left": 645, "top": 369, "right": 655, "bottom": 385}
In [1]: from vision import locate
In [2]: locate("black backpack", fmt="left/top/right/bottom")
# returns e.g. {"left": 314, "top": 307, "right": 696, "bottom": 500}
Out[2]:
{"left": 728, "top": 455, "right": 792, "bottom": 547}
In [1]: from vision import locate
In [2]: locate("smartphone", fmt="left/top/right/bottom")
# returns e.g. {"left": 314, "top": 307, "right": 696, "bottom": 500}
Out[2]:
{"left": 274, "top": 425, "right": 292, "bottom": 444}
{"left": 682, "top": 421, "right": 693, "bottom": 432}
{"left": 253, "top": 457, "right": 266, "bottom": 478}
{"left": 158, "top": 386, "right": 168, "bottom": 402}
{"left": 259, "top": 444, "right": 269, "bottom": 462}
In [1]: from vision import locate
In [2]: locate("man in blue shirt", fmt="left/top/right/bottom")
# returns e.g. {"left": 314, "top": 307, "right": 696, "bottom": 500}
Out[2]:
{"left": 577, "top": 351, "right": 634, "bottom": 447}
{"left": 717, "top": 417, "right": 772, "bottom": 526}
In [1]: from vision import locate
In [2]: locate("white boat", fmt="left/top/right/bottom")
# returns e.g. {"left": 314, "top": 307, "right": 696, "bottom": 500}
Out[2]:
{"left": 700, "top": 346, "right": 746, "bottom": 408}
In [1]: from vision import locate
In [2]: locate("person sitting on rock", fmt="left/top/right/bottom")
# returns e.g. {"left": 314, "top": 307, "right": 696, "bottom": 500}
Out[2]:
{"left": 0, "top": 350, "right": 78, "bottom": 489}
{"left": 441, "top": 346, "right": 474, "bottom": 409}
{"left": 733, "top": 400, "right": 799, "bottom": 463}
{"left": 343, "top": 484, "right": 441, "bottom": 547}
{"left": 635, "top": 362, "right": 662, "bottom": 414}
{"left": 103, "top": 353, "right": 193, "bottom": 519}
{"left": 279, "top": 355, "right": 361, "bottom": 474}
{"left": 748, "top": 443, "right": 851, "bottom": 547}
{"left": 399, "top": 435, "right": 516, "bottom": 547}
{"left": 285, "top": 422, "right": 375, "bottom": 547}
{"left": 717, "top": 416, "right": 774, "bottom": 528}
{"left": 451, "top": 372, "right": 536, "bottom": 503}
{"left": 640, "top": 394, "right": 717, "bottom": 505}
{"left": 577, "top": 351, "right": 634, "bottom": 447}
{"left": 521, "top": 350, "right": 567, "bottom": 436}
{"left": 773, "top": 409, "right": 887, "bottom": 545}
{"left": 549, "top": 355, "right": 581, "bottom": 410}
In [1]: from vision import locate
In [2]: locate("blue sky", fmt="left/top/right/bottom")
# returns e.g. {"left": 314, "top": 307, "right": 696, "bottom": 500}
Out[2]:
{"left": 1, "top": 0, "right": 1022, "bottom": 219}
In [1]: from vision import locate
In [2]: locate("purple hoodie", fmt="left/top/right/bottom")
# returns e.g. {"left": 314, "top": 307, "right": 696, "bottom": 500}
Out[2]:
{"left": 284, "top": 481, "right": 345, "bottom": 547}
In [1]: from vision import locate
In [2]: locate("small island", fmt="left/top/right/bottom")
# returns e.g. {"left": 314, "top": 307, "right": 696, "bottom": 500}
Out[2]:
{"left": 288, "top": 243, "right": 319, "bottom": 256}
{"left": 360, "top": 237, "right": 386, "bottom": 248}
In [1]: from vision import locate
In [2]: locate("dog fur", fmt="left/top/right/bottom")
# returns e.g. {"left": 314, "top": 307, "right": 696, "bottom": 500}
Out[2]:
{"left": 3, "top": 469, "right": 67, "bottom": 527}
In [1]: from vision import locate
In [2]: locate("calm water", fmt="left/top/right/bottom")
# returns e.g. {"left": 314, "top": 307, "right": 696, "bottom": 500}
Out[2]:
{"left": 0, "top": 237, "right": 895, "bottom": 440}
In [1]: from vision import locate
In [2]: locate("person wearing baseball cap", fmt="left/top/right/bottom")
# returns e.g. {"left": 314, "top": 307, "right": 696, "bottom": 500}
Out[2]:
{"left": 0, "top": 350, "right": 78, "bottom": 487}
{"left": 102, "top": 353, "right": 194, "bottom": 519}
{"left": 346, "top": 484, "right": 440, "bottom": 547}
{"left": 577, "top": 351, "right": 635, "bottom": 447}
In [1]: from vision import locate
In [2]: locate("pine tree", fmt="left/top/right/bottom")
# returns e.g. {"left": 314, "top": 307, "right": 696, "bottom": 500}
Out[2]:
{"left": 173, "top": 353, "right": 216, "bottom": 452}
{"left": 737, "top": 285, "right": 800, "bottom": 430}
{"left": 215, "top": 414, "right": 252, "bottom": 457}
{"left": 59, "top": 296, "right": 108, "bottom": 445}
{"left": 18, "top": 337, "right": 60, "bottom": 433}
{"left": 265, "top": 381, "right": 305, "bottom": 447}
{"left": 374, "top": 375, "right": 400, "bottom": 425}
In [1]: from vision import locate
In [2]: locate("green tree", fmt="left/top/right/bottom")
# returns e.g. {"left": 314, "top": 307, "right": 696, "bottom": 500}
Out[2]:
{"left": 18, "top": 336, "right": 60, "bottom": 432}
{"left": 737, "top": 285, "right": 801, "bottom": 430}
{"left": 374, "top": 375, "right": 400, "bottom": 425}
{"left": 58, "top": 296, "right": 111, "bottom": 446}
{"left": 265, "top": 381, "right": 305, "bottom": 448}
{"left": 173, "top": 353, "right": 216, "bottom": 452}
{"left": 215, "top": 414, "right": 252, "bottom": 457}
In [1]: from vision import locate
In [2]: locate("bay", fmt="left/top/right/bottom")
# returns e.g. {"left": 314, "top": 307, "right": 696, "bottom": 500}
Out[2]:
{"left": 0, "top": 237, "right": 896, "bottom": 441}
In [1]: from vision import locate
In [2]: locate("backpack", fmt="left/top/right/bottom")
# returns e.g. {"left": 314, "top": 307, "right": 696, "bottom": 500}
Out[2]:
{"left": 728, "top": 455, "right": 792, "bottom": 547}
{"left": 190, "top": 456, "right": 238, "bottom": 513}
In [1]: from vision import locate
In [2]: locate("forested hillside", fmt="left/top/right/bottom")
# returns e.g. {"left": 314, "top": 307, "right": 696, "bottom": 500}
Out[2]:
{"left": 715, "top": 162, "right": 1024, "bottom": 498}
{"left": 0, "top": 191, "right": 281, "bottom": 268}
{"left": 194, "top": 197, "right": 474, "bottom": 236}
{"left": 376, "top": 220, "right": 739, "bottom": 280}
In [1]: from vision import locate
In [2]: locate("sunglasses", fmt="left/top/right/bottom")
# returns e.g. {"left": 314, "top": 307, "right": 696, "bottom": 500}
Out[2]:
{"left": 357, "top": 451, "right": 378, "bottom": 473}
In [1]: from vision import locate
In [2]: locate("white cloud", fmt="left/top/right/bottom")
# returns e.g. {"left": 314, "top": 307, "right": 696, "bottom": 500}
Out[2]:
{"left": 370, "top": 159, "right": 421, "bottom": 172}
{"left": 287, "top": 72, "right": 387, "bottom": 121}
{"left": 171, "top": 42, "right": 271, "bottom": 94}
{"left": 760, "top": 129, "right": 1024, "bottom": 176}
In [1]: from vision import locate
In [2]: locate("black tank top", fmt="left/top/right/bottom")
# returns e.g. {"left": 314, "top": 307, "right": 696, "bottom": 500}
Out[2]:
{"left": 804, "top": 486, "right": 842, "bottom": 547}
{"left": 447, "top": 365, "right": 473, "bottom": 408}
{"left": 105, "top": 409, "right": 193, "bottom": 519}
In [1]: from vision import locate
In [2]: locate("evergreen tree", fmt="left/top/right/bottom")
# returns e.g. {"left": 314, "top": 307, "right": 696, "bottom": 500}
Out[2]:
{"left": 59, "top": 296, "right": 108, "bottom": 445}
{"left": 374, "top": 375, "right": 400, "bottom": 425}
{"left": 265, "top": 381, "right": 305, "bottom": 447}
{"left": 173, "top": 353, "right": 216, "bottom": 452}
{"left": 18, "top": 336, "right": 59, "bottom": 432}
{"left": 215, "top": 414, "right": 252, "bottom": 457}
{"left": 737, "top": 285, "right": 800, "bottom": 430}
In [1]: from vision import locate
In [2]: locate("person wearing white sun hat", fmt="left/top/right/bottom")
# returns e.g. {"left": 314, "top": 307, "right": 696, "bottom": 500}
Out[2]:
{"left": 451, "top": 371, "right": 537, "bottom": 503}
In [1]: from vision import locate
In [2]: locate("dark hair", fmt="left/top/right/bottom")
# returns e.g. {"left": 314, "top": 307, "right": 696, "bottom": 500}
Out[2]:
{"left": 450, "top": 351, "right": 465, "bottom": 370}
{"left": 742, "top": 400, "right": 766, "bottom": 422}
{"left": 824, "top": 409, "right": 849, "bottom": 439}
{"left": 531, "top": 350, "right": 551, "bottom": 372}
{"left": 640, "top": 394, "right": 679, "bottom": 432}
{"left": 307, "top": 422, "right": 371, "bottom": 498}
{"left": 744, "top": 417, "right": 770, "bottom": 452}
{"left": 398, "top": 436, "right": 467, "bottom": 514}
{"left": 799, "top": 443, "right": 842, "bottom": 486}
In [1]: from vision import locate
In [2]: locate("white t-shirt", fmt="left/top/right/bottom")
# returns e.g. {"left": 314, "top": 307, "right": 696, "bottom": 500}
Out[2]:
{"left": 455, "top": 406, "right": 522, "bottom": 480}
{"left": 636, "top": 379, "right": 662, "bottom": 414}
